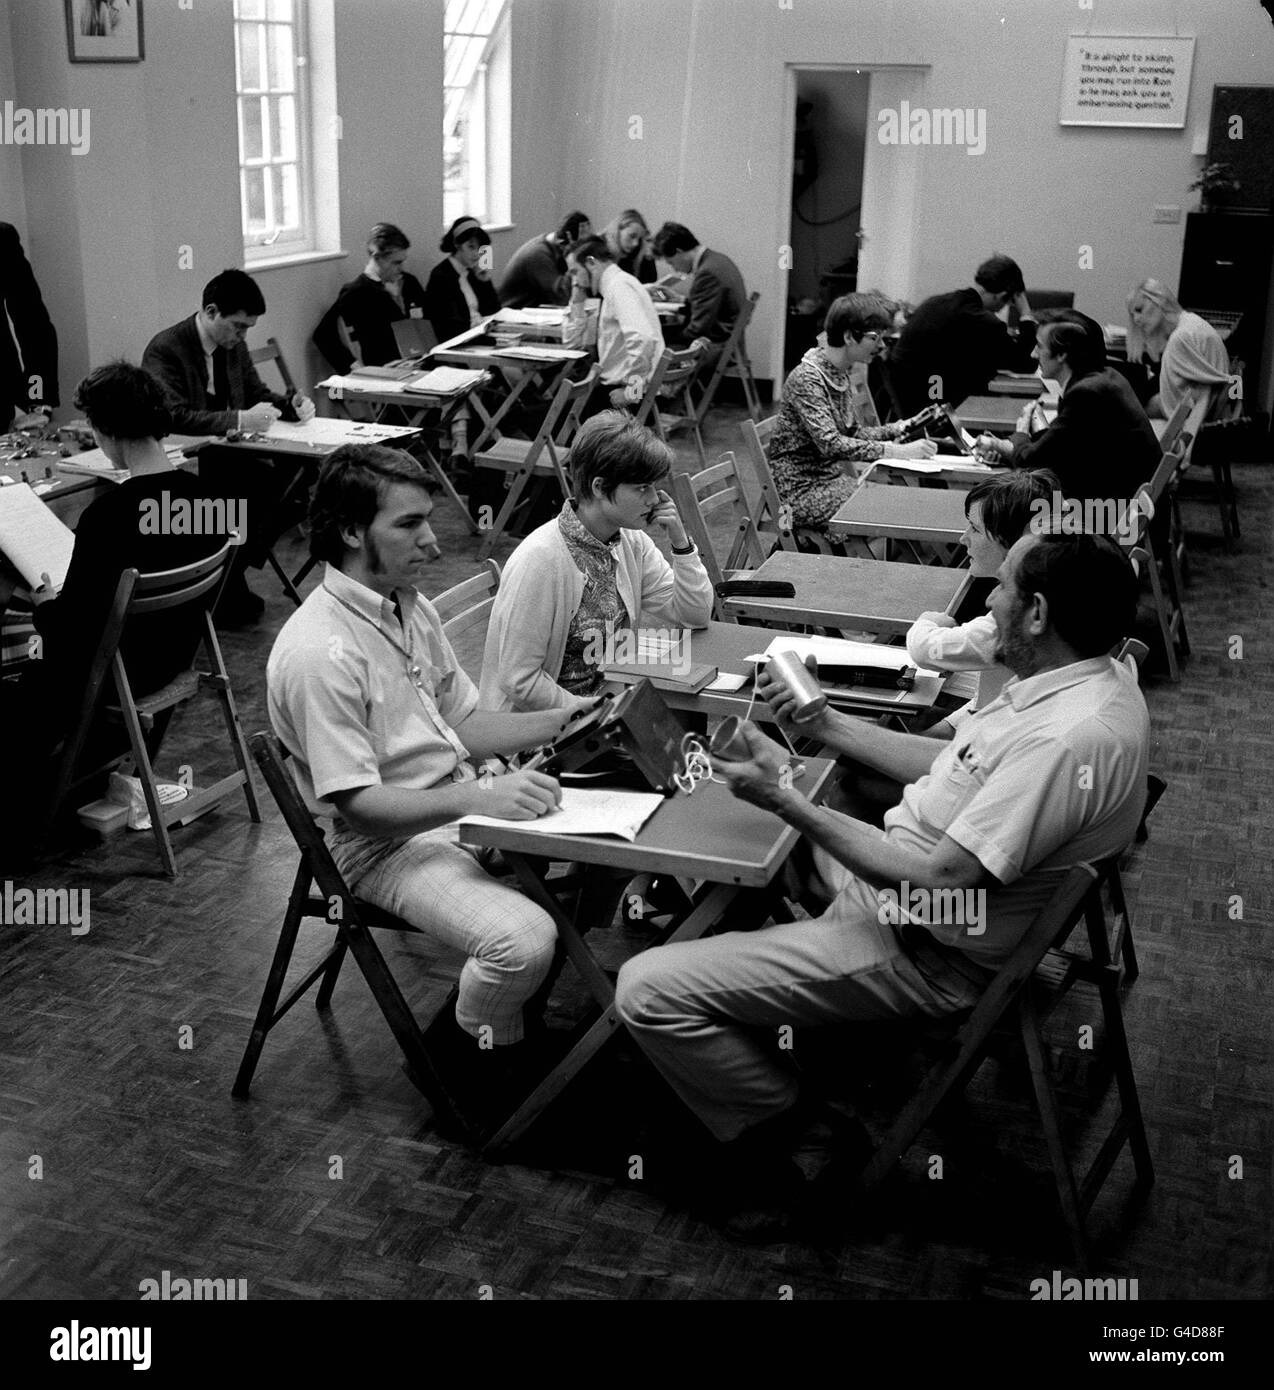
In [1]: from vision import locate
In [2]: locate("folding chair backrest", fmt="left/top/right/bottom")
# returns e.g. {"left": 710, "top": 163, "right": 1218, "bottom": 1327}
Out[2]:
{"left": 127, "top": 538, "right": 238, "bottom": 615}
{"left": 670, "top": 452, "right": 766, "bottom": 604}
{"left": 1113, "top": 637, "right": 1150, "bottom": 673}
{"left": 543, "top": 368, "right": 599, "bottom": 495}
{"left": 1155, "top": 397, "right": 1192, "bottom": 458}
{"left": 632, "top": 351, "right": 675, "bottom": 426}
{"left": 692, "top": 292, "right": 762, "bottom": 426}
{"left": 248, "top": 732, "right": 350, "bottom": 905}
{"left": 249, "top": 337, "right": 298, "bottom": 398}
{"left": 739, "top": 414, "right": 798, "bottom": 552}
{"left": 433, "top": 558, "right": 502, "bottom": 643}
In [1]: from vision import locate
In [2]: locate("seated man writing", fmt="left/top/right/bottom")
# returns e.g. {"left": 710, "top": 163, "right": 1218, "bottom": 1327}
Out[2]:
{"left": 267, "top": 444, "right": 595, "bottom": 1132}
{"left": 616, "top": 532, "right": 1149, "bottom": 1240}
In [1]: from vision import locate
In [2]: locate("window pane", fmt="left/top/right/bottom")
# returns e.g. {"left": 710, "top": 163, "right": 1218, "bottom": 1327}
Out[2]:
{"left": 238, "top": 24, "right": 263, "bottom": 90}
{"left": 269, "top": 165, "right": 299, "bottom": 230}
{"left": 270, "top": 96, "right": 296, "bottom": 163}
{"left": 444, "top": 35, "right": 483, "bottom": 90}
{"left": 240, "top": 97, "right": 264, "bottom": 161}
{"left": 267, "top": 0, "right": 293, "bottom": 20}
{"left": 243, "top": 168, "right": 267, "bottom": 231}
{"left": 267, "top": 23, "right": 295, "bottom": 92}
{"left": 237, "top": 0, "right": 265, "bottom": 19}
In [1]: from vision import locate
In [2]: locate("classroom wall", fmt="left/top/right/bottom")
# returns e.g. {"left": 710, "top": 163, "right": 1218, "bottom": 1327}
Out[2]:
{"left": 3, "top": 0, "right": 568, "bottom": 415}
{"left": 551, "top": 0, "right": 1274, "bottom": 400}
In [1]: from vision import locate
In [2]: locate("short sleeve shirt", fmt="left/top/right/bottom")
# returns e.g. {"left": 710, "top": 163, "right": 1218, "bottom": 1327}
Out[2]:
{"left": 266, "top": 564, "right": 481, "bottom": 879}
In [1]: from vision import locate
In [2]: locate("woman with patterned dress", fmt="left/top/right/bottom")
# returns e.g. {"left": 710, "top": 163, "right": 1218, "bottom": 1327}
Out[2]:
{"left": 770, "top": 294, "right": 937, "bottom": 530}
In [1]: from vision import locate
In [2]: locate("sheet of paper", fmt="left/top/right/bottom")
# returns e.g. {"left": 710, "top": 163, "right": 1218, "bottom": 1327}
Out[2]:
{"left": 493, "top": 307, "right": 567, "bottom": 326}
{"left": 0, "top": 481, "right": 76, "bottom": 590}
{"left": 409, "top": 366, "right": 487, "bottom": 393}
{"left": 881, "top": 455, "right": 992, "bottom": 474}
{"left": 264, "top": 417, "right": 421, "bottom": 446}
{"left": 492, "top": 344, "right": 587, "bottom": 362}
{"left": 458, "top": 787, "right": 664, "bottom": 842}
{"left": 755, "top": 634, "right": 916, "bottom": 673}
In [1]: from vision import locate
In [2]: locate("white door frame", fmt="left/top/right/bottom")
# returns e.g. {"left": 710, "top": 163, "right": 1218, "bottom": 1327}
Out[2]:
{"left": 776, "top": 62, "right": 930, "bottom": 386}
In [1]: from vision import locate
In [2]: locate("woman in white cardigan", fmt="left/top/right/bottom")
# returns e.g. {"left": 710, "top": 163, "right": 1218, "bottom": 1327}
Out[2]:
{"left": 480, "top": 411, "right": 714, "bottom": 712}
{"left": 1126, "top": 278, "right": 1242, "bottom": 423}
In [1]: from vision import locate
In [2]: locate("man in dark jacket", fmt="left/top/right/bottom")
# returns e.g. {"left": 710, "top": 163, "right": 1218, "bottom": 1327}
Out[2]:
{"left": 1, "top": 222, "right": 59, "bottom": 429}
{"left": 888, "top": 254, "right": 1039, "bottom": 413}
{"left": 650, "top": 222, "right": 747, "bottom": 366}
{"left": 498, "top": 211, "right": 591, "bottom": 309}
{"left": 312, "top": 223, "right": 431, "bottom": 372}
{"left": 142, "top": 269, "right": 316, "bottom": 622}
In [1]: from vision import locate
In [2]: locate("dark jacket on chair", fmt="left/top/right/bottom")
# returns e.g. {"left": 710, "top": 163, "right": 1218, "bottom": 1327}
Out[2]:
{"left": 423, "top": 258, "right": 500, "bottom": 345}
{"left": 889, "top": 287, "right": 1038, "bottom": 414}
{"left": 142, "top": 315, "right": 295, "bottom": 436}
{"left": 1011, "top": 367, "right": 1160, "bottom": 506}
{"left": 1, "top": 222, "right": 59, "bottom": 424}
{"left": 312, "top": 272, "right": 430, "bottom": 373}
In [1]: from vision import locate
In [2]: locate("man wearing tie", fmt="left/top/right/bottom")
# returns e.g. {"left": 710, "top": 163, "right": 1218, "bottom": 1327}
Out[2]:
{"left": 143, "top": 270, "right": 316, "bottom": 622}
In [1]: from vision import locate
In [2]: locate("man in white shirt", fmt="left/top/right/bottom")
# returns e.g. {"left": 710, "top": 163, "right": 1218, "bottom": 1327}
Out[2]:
{"left": 617, "top": 531, "right": 1150, "bottom": 1239}
{"left": 563, "top": 234, "right": 663, "bottom": 419}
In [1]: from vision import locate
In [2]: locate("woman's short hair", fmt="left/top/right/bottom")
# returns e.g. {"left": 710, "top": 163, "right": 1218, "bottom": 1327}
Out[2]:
{"left": 965, "top": 468, "right": 1062, "bottom": 549}
{"left": 1037, "top": 311, "right": 1106, "bottom": 376}
{"left": 308, "top": 443, "right": 431, "bottom": 565}
{"left": 1013, "top": 532, "right": 1138, "bottom": 657}
{"left": 74, "top": 360, "right": 172, "bottom": 441}
{"left": 569, "top": 411, "right": 673, "bottom": 500}
{"left": 823, "top": 293, "right": 892, "bottom": 347}
{"left": 368, "top": 222, "right": 410, "bottom": 257}
{"left": 439, "top": 215, "right": 490, "bottom": 254}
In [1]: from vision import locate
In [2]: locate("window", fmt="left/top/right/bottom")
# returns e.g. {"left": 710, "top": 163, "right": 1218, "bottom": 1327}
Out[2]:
{"left": 444, "top": 0, "right": 511, "bottom": 228}
{"left": 234, "top": 0, "right": 312, "bottom": 259}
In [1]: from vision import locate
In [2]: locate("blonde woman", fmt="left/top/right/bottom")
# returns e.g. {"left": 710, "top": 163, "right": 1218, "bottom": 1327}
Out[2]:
{"left": 1126, "top": 279, "right": 1241, "bottom": 422}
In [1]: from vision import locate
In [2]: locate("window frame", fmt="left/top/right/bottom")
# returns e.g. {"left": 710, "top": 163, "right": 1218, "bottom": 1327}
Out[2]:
{"left": 443, "top": 0, "right": 511, "bottom": 231}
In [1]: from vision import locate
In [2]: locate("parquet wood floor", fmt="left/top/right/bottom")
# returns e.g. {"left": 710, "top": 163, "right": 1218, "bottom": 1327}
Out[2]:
{"left": 3, "top": 409, "right": 1270, "bottom": 1300}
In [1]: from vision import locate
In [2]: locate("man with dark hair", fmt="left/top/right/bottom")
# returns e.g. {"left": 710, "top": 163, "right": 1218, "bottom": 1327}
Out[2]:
{"left": 142, "top": 269, "right": 314, "bottom": 436}
{"left": 142, "top": 269, "right": 317, "bottom": 623}
{"left": 888, "top": 253, "right": 1040, "bottom": 413}
{"left": 267, "top": 443, "right": 593, "bottom": 1132}
{"left": 479, "top": 411, "right": 711, "bottom": 711}
{"left": 498, "top": 211, "right": 592, "bottom": 309}
{"left": 649, "top": 221, "right": 747, "bottom": 360}
{"left": 312, "top": 223, "right": 430, "bottom": 372}
{"left": 0, "top": 223, "right": 59, "bottom": 430}
{"left": 616, "top": 531, "right": 1149, "bottom": 1239}
{"left": 563, "top": 235, "right": 663, "bottom": 418}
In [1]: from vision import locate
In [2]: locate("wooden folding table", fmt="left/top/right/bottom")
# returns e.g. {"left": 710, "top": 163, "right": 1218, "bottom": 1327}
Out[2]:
{"left": 828, "top": 483, "right": 970, "bottom": 563}
{"left": 458, "top": 758, "right": 836, "bottom": 1155}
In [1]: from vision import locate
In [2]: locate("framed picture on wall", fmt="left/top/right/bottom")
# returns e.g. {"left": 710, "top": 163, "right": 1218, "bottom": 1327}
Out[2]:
{"left": 65, "top": 0, "right": 145, "bottom": 63}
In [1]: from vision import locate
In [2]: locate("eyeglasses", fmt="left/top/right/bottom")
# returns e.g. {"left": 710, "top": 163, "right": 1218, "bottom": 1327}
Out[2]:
{"left": 857, "top": 331, "right": 884, "bottom": 344}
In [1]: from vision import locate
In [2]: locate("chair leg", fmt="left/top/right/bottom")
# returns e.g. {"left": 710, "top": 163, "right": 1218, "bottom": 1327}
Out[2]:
{"left": 1019, "top": 990, "right": 1090, "bottom": 1271}
{"left": 314, "top": 932, "right": 349, "bottom": 1008}
{"left": 264, "top": 548, "right": 305, "bottom": 607}
{"left": 1105, "top": 864, "right": 1139, "bottom": 984}
{"left": 232, "top": 863, "right": 311, "bottom": 1097}
{"left": 113, "top": 659, "right": 178, "bottom": 877}
{"left": 204, "top": 620, "right": 261, "bottom": 824}
{"left": 1095, "top": 963, "right": 1155, "bottom": 1187}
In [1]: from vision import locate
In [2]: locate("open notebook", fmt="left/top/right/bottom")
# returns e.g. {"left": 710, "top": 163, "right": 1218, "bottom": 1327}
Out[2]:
{"left": 0, "top": 482, "right": 75, "bottom": 591}
{"left": 459, "top": 787, "right": 663, "bottom": 842}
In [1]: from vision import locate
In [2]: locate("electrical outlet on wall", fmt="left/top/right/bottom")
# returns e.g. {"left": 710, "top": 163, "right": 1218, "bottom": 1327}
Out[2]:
{"left": 1153, "top": 205, "right": 1182, "bottom": 224}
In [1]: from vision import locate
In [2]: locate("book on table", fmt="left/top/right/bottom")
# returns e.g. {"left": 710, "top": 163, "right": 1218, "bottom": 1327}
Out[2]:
{"left": 458, "top": 787, "right": 664, "bottom": 842}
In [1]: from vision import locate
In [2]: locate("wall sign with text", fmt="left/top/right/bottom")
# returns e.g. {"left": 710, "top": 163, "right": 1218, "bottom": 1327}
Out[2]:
{"left": 1059, "top": 35, "right": 1194, "bottom": 128}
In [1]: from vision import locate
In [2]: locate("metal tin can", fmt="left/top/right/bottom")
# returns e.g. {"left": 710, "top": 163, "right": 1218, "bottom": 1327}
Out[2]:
{"left": 708, "top": 715, "right": 750, "bottom": 760}
{"left": 767, "top": 649, "right": 828, "bottom": 724}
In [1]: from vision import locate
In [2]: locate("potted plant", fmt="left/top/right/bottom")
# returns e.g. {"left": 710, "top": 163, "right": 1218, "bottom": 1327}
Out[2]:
{"left": 1189, "top": 161, "right": 1242, "bottom": 213}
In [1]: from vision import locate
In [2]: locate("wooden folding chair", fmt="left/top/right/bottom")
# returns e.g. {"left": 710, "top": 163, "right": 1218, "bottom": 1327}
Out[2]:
{"left": 42, "top": 539, "right": 260, "bottom": 877}
{"left": 670, "top": 452, "right": 769, "bottom": 621}
{"left": 232, "top": 733, "right": 476, "bottom": 1141}
{"left": 692, "top": 291, "right": 763, "bottom": 427}
{"left": 738, "top": 414, "right": 844, "bottom": 556}
{"left": 640, "top": 346, "right": 707, "bottom": 465}
{"left": 473, "top": 367, "right": 597, "bottom": 560}
{"left": 432, "top": 559, "right": 502, "bottom": 645}
{"left": 246, "top": 337, "right": 321, "bottom": 606}
{"left": 849, "top": 862, "right": 1154, "bottom": 1271}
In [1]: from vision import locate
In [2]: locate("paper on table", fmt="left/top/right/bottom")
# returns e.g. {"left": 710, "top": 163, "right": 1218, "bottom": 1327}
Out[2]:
{"left": 755, "top": 634, "right": 926, "bottom": 674}
{"left": 264, "top": 417, "right": 421, "bottom": 446}
{"left": 882, "top": 455, "right": 992, "bottom": 474}
{"left": 492, "top": 344, "right": 587, "bottom": 362}
{"left": 57, "top": 446, "right": 131, "bottom": 482}
{"left": 458, "top": 787, "right": 664, "bottom": 842}
{"left": 409, "top": 365, "right": 488, "bottom": 393}
{"left": 0, "top": 481, "right": 75, "bottom": 590}
{"left": 493, "top": 307, "right": 567, "bottom": 325}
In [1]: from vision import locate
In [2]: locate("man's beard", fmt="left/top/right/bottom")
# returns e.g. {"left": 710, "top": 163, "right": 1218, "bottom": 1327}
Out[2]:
{"left": 994, "top": 600, "right": 1036, "bottom": 675}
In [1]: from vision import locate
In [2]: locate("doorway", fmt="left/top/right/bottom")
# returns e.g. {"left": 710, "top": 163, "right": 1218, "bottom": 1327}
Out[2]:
{"left": 778, "top": 64, "right": 929, "bottom": 384}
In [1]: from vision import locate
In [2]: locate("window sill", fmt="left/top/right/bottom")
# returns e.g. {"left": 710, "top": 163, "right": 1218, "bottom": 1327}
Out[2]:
{"left": 484, "top": 223, "right": 515, "bottom": 235}
{"left": 247, "top": 248, "right": 350, "bottom": 272}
